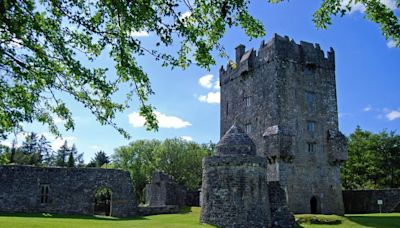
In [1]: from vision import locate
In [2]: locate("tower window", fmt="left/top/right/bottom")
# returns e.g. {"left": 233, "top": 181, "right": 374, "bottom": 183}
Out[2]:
{"left": 245, "top": 123, "right": 252, "bottom": 134}
{"left": 305, "top": 92, "right": 316, "bottom": 108}
{"left": 40, "top": 184, "right": 50, "bottom": 204}
{"left": 226, "top": 102, "right": 229, "bottom": 115}
{"left": 244, "top": 96, "right": 251, "bottom": 107}
{"left": 307, "top": 121, "right": 316, "bottom": 133}
{"left": 307, "top": 142, "right": 316, "bottom": 153}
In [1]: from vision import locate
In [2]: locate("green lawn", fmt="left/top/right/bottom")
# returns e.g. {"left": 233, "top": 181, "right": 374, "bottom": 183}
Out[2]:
{"left": 1, "top": 208, "right": 400, "bottom": 228}
{"left": 297, "top": 213, "right": 400, "bottom": 228}
{"left": 0, "top": 207, "right": 214, "bottom": 228}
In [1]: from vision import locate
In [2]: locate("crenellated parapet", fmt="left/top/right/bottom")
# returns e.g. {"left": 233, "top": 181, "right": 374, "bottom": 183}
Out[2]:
{"left": 220, "top": 34, "right": 335, "bottom": 86}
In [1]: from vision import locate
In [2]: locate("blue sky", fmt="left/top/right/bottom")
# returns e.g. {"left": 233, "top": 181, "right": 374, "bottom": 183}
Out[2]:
{"left": 2, "top": 1, "right": 399, "bottom": 162}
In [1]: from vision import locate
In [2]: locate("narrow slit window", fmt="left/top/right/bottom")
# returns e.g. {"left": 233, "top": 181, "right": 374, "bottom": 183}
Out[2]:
{"left": 245, "top": 123, "right": 252, "bottom": 134}
{"left": 307, "top": 121, "right": 316, "bottom": 133}
{"left": 307, "top": 143, "right": 316, "bottom": 153}
{"left": 244, "top": 96, "right": 251, "bottom": 107}
{"left": 305, "top": 92, "right": 316, "bottom": 108}
{"left": 40, "top": 185, "right": 49, "bottom": 204}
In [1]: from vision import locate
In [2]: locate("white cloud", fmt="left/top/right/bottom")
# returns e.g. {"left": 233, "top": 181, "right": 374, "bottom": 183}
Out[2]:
{"left": 130, "top": 31, "right": 149, "bottom": 37}
{"left": 180, "top": 136, "right": 193, "bottom": 141}
{"left": 386, "top": 110, "right": 400, "bottom": 121}
{"left": 0, "top": 140, "right": 12, "bottom": 148}
{"left": 214, "top": 79, "right": 220, "bottom": 90}
{"left": 51, "top": 136, "right": 76, "bottom": 150}
{"left": 342, "top": 0, "right": 397, "bottom": 14}
{"left": 9, "top": 38, "right": 22, "bottom": 48}
{"left": 387, "top": 40, "right": 397, "bottom": 48}
{"left": 41, "top": 133, "right": 76, "bottom": 151}
{"left": 198, "top": 91, "right": 220, "bottom": 104}
{"left": 0, "top": 132, "right": 28, "bottom": 148}
{"left": 363, "top": 105, "right": 372, "bottom": 112}
{"left": 90, "top": 145, "right": 101, "bottom": 150}
{"left": 380, "top": 0, "right": 398, "bottom": 10}
{"left": 338, "top": 112, "right": 353, "bottom": 118}
{"left": 128, "top": 111, "right": 191, "bottom": 129}
{"left": 198, "top": 74, "right": 214, "bottom": 88}
{"left": 179, "top": 11, "right": 192, "bottom": 20}
{"left": 197, "top": 74, "right": 220, "bottom": 104}
{"left": 53, "top": 116, "right": 66, "bottom": 124}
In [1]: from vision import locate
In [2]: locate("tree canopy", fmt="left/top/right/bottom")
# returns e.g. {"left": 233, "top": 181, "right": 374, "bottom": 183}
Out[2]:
{"left": 112, "top": 138, "right": 213, "bottom": 202}
{"left": 341, "top": 126, "right": 400, "bottom": 189}
{"left": 1, "top": 0, "right": 398, "bottom": 138}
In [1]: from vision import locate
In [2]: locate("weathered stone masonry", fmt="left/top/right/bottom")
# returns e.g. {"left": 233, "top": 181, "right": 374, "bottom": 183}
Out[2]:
{"left": 220, "top": 34, "right": 348, "bottom": 214}
{"left": 145, "top": 171, "right": 186, "bottom": 207}
{"left": 0, "top": 165, "right": 137, "bottom": 217}
{"left": 201, "top": 124, "right": 295, "bottom": 228}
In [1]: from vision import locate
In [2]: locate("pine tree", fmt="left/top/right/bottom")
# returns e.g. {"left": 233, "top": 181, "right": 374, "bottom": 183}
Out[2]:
{"left": 67, "top": 152, "right": 75, "bottom": 168}
{"left": 20, "top": 132, "right": 41, "bottom": 165}
{"left": 55, "top": 141, "right": 69, "bottom": 167}
{"left": 39, "top": 135, "right": 54, "bottom": 166}
{"left": 67, "top": 144, "right": 84, "bottom": 168}
{"left": 9, "top": 139, "right": 17, "bottom": 164}
{"left": 88, "top": 151, "right": 110, "bottom": 167}
{"left": 21, "top": 133, "right": 39, "bottom": 155}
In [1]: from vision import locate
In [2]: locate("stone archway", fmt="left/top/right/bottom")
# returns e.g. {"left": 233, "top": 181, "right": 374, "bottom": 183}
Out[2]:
{"left": 94, "top": 186, "right": 112, "bottom": 216}
{"left": 310, "top": 196, "right": 318, "bottom": 214}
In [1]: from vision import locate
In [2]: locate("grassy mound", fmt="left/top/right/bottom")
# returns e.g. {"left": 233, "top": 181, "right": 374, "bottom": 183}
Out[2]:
{"left": 296, "top": 214, "right": 343, "bottom": 225}
{"left": 295, "top": 213, "right": 400, "bottom": 228}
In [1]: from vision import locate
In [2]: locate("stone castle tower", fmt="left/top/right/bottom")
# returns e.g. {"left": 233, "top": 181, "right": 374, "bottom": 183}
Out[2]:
{"left": 220, "top": 34, "right": 348, "bottom": 214}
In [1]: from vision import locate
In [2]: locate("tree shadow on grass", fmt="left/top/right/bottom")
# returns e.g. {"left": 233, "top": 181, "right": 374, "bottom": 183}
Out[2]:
{"left": 0, "top": 213, "right": 149, "bottom": 221}
{"left": 295, "top": 216, "right": 342, "bottom": 227}
{"left": 347, "top": 215, "right": 400, "bottom": 228}
{"left": 178, "top": 206, "right": 192, "bottom": 214}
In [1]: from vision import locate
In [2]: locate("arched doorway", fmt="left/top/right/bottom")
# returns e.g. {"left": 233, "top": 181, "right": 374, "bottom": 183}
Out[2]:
{"left": 94, "top": 187, "right": 112, "bottom": 216}
{"left": 310, "top": 196, "right": 318, "bottom": 214}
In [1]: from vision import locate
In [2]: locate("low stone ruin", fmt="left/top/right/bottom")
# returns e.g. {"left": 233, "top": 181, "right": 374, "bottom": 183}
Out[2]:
{"left": 145, "top": 171, "right": 186, "bottom": 207}
{"left": 200, "top": 124, "right": 295, "bottom": 227}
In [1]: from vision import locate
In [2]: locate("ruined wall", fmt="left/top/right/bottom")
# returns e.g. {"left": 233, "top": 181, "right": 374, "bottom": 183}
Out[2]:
{"left": 343, "top": 189, "right": 400, "bottom": 214}
{"left": 145, "top": 171, "right": 186, "bottom": 207}
{"left": 0, "top": 165, "right": 137, "bottom": 217}
{"left": 220, "top": 34, "right": 347, "bottom": 214}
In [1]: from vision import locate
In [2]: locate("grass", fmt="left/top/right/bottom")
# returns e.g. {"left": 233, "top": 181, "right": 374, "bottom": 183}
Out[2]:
{"left": 0, "top": 207, "right": 214, "bottom": 228}
{"left": 1, "top": 208, "right": 400, "bottom": 228}
{"left": 296, "top": 213, "right": 400, "bottom": 228}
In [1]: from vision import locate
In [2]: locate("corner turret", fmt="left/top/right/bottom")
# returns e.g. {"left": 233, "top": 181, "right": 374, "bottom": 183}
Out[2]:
{"left": 216, "top": 124, "right": 256, "bottom": 156}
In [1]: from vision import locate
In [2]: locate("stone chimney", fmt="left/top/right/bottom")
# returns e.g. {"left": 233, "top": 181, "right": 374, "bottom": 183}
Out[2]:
{"left": 235, "top": 44, "right": 245, "bottom": 63}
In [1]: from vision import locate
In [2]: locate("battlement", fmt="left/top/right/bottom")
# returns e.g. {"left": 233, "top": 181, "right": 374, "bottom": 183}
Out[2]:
{"left": 220, "top": 34, "right": 335, "bottom": 85}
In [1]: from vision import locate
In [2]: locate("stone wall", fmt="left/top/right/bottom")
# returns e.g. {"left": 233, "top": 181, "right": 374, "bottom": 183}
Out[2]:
{"left": 145, "top": 171, "right": 186, "bottom": 206}
{"left": 0, "top": 165, "right": 137, "bottom": 217}
{"left": 185, "top": 190, "right": 200, "bottom": 206}
{"left": 201, "top": 156, "right": 272, "bottom": 227}
{"left": 343, "top": 189, "right": 400, "bottom": 214}
{"left": 220, "top": 34, "right": 347, "bottom": 214}
{"left": 200, "top": 125, "right": 294, "bottom": 227}
{"left": 137, "top": 205, "right": 180, "bottom": 216}
{"left": 268, "top": 181, "right": 295, "bottom": 227}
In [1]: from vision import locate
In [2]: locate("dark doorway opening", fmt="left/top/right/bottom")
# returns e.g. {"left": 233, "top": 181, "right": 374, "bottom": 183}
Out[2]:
{"left": 94, "top": 187, "right": 112, "bottom": 216}
{"left": 310, "top": 196, "right": 318, "bottom": 214}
